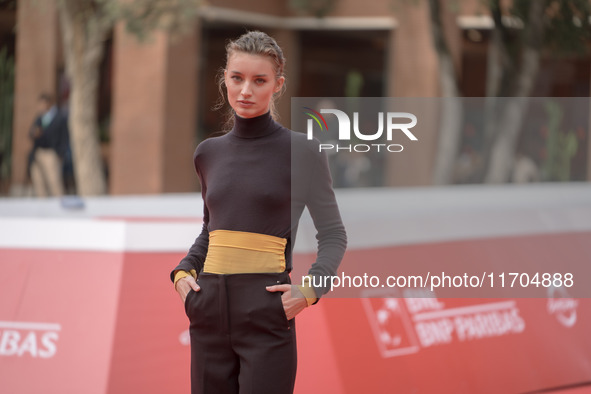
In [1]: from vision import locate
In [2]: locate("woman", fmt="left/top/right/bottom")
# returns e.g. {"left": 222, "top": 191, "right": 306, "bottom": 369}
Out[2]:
{"left": 171, "top": 31, "right": 347, "bottom": 394}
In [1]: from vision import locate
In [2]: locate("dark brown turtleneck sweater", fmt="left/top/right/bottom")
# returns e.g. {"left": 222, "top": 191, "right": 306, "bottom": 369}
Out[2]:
{"left": 170, "top": 111, "right": 347, "bottom": 299}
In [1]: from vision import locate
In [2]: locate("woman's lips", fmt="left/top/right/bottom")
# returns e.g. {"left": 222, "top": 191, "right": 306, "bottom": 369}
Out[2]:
{"left": 237, "top": 100, "right": 254, "bottom": 106}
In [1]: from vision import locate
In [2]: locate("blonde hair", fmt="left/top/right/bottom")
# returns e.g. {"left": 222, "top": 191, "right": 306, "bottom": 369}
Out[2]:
{"left": 215, "top": 31, "right": 287, "bottom": 130}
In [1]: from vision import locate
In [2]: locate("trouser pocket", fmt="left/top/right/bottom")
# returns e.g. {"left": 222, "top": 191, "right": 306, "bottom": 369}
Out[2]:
{"left": 269, "top": 288, "right": 290, "bottom": 329}
{"left": 185, "top": 277, "right": 215, "bottom": 329}
{"left": 224, "top": 272, "right": 292, "bottom": 332}
{"left": 184, "top": 288, "right": 195, "bottom": 315}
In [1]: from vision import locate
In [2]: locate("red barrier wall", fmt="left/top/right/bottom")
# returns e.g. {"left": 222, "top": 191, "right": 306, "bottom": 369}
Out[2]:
{"left": 1, "top": 187, "right": 590, "bottom": 393}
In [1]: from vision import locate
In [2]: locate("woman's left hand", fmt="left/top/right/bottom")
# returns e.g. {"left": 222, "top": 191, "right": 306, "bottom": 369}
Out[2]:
{"left": 266, "top": 284, "right": 308, "bottom": 320}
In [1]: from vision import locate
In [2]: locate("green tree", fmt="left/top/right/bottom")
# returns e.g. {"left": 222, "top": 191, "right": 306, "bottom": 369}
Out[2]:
{"left": 542, "top": 100, "right": 579, "bottom": 181}
{"left": 56, "top": 0, "right": 199, "bottom": 195}
{"left": 427, "top": 0, "right": 591, "bottom": 184}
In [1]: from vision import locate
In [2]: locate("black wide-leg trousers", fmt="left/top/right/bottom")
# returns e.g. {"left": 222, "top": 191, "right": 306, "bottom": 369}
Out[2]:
{"left": 185, "top": 271, "right": 297, "bottom": 394}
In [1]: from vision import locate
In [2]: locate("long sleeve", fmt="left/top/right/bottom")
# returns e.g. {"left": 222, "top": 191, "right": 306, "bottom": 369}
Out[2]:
{"left": 305, "top": 146, "right": 347, "bottom": 298}
{"left": 169, "top": 167, "right": 210, "bottom": 282}
{"left": 29, "top": 116, "right": 41, "bottom": 140}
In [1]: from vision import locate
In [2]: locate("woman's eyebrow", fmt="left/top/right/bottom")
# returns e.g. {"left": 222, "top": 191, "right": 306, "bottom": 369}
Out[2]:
{"left": 229, "top": 70, "right": 268, "bottom": 78}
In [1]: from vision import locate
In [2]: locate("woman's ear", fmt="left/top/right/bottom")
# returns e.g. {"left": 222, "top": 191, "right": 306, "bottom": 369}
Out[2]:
{"left": 275, "top": 76, "right": 285, "bottom": 93}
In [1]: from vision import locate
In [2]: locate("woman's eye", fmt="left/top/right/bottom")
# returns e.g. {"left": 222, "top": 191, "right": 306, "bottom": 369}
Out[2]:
{"left": 231, "top": 75, "right": 242, "bottom": 82}
{"left": 255, "top": 78, "right": 266, "bottom": 84}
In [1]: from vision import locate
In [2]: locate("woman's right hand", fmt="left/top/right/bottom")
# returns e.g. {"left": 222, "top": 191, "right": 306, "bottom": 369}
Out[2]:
{"left": 176, "top": 275, "right": 200, "bottom": 303}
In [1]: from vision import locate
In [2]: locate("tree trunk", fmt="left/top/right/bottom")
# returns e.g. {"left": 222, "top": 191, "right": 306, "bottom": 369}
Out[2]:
{"left": 484, "top": 0, "right": 545, "bottom": 183}
{"left": 58, "top": 1, "right": 110, "bottom": 196}
{"left": 485, "top": 97, "right": 532, "bottom": 183}
{"left": 474, "top": 7, "right": 504, "bottom": 182}
{"left": 428, "top": 0, "right": 463, "bottom": 185}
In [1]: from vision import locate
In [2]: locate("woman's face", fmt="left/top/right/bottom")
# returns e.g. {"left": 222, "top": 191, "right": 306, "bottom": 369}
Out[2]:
{"left": 224, "top": 52, "right": 284, "bottom": 119}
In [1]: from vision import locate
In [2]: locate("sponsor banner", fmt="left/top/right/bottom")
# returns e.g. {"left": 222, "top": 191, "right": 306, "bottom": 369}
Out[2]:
{"left": 321, "top": 296, "right": 591, "bottom": 393}
{"left": 290, "top": 231, "right": 591, "bottom": 393}
{"left": 0, "top": 248, "right": 193, "bottom": 394}
{"left": 0, "top": 249, "right": 123, "bottom": 394}
{"left": 3, "top": 243, "right": 590, "bottom": 394}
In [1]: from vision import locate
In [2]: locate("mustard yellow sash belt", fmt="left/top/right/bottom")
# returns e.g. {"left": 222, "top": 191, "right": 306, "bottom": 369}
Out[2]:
{"left": 203, "top": 229, "right": 287, "bottom": 274}
{"left": 174, "top": 229, "right": 317, "bottom": 306}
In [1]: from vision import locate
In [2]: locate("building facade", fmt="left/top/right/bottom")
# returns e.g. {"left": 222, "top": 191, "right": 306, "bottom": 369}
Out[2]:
{"left": 5, "top": 0, "right": 591, "bottom": 195}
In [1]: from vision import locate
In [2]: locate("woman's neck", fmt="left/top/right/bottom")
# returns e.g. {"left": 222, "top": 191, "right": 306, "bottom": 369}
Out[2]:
{"left": 231, "top": 111, "right": 276, "bottom": 138}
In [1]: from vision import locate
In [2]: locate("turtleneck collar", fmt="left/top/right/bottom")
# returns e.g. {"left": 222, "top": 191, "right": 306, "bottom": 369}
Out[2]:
{"left": 230, "top": 111, "right": 279, "bottom": 139}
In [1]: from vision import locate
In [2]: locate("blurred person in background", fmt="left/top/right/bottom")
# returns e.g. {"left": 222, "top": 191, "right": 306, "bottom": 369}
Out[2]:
{"left": 28, "top": 93, "right": 70, "bottom": 197}
{"left": 171, "top": 31, "right": 347, "bottom": 394}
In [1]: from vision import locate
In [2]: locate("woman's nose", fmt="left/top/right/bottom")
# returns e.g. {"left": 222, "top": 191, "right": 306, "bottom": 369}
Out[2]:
{"left": 240, "top": 82, "right": 252, "bottom": 97}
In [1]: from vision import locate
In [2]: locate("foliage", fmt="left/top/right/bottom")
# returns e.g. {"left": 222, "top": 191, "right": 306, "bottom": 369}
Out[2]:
{"left": 289, "top": 0, "right": 336, "bottom": 18}
{"left": 56, "top": 0, "right": 200, "bottom": 40}
{"left": 541, "top": 100, "right": 579, "bottom": 181}
{"left": 118, "top": 0, "right": 200, "bottom": 40}
{"left": 480, "top": 0, "right": 591, "bottom": 91}
{"left": 508, "top": 0, "right": 591, "bottom": 56}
